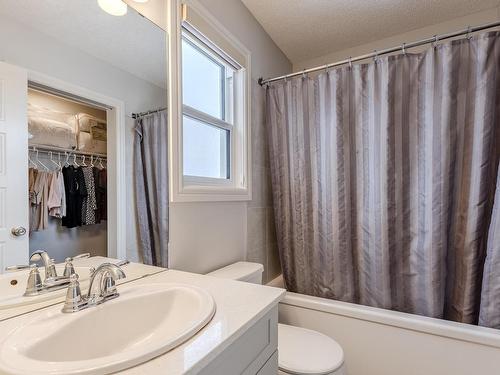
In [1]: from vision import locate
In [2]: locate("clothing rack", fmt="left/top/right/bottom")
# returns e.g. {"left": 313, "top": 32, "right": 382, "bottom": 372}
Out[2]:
{"left": 258, "top": 20, "right": 500, "bottom": 86}
{"left": 29, "top": 144, "right": 107, "bottom": 159}
{"left": 131, "top": 107, "right": 167, "bottom": 119}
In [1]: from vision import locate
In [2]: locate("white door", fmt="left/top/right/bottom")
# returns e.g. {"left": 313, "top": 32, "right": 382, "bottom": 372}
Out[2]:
{"left": 0, "top": 62, "right": 29, "bottom": 272}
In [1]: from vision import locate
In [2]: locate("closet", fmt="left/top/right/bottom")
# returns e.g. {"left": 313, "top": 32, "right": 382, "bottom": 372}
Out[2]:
{"left": 27, "top": 88, "right": 108, "bottom": 262}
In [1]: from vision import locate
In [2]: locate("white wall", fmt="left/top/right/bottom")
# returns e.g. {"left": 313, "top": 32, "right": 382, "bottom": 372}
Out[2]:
{"left": 0, "top": 16, "right": 167, "bottom": 262}
{"left": 293, "top": 8, "right": 500, "bottom": 71}
{"left": 168, "top": 0, "right": 291, "bottom": 275}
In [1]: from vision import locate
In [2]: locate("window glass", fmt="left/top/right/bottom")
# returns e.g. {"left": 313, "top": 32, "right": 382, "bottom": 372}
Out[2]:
{"left": 182, "top": 38, "right": 224, "bottom": 120}
{"left": 183, "top": 115, "right": 229, "bottom": 179}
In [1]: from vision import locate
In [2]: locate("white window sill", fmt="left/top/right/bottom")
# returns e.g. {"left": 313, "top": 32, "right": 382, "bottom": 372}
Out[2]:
{"left": 172, "top": 185, "right": 251, "bottom": 202}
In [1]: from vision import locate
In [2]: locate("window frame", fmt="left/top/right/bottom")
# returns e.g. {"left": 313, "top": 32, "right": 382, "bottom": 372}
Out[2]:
{"left": 168, "top": 9, "right": 251, "bottom": 202}
{"left": 181, "top": 29, "right": 235, "bottom": 185}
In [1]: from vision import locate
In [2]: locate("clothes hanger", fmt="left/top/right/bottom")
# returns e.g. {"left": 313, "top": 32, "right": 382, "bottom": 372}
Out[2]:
{"left": 28, "top": 150, "right": 38, "bottom": 169}
{"left": 81, "top": 155, "right": 88, "bottom": 167}
{"left": 35, "top": 149, "right": 50, "bottom": 172}
{"left": 72, "top": 153, "right": 80, "bottom": 167}
{"left": 49, "top": 152, "right": 60, "bottom": 170}
{"left": 64, "top": 152, "right": 71, "bottom": 167}
{"left": 99, "top": 157, "right": 105, "bottom": 170}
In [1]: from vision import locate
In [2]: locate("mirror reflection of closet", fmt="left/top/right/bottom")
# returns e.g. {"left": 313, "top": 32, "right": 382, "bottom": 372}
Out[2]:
{"left": 28, "top": 88, "right": 108, "bottom": 262}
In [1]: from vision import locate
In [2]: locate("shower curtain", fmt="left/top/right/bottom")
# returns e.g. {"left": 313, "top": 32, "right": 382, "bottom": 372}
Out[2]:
{"left": 134, "top": 110, "right": 169, "bottom": 268}
{"left": 266, "top": 31, "right": 500, "bottom": 327}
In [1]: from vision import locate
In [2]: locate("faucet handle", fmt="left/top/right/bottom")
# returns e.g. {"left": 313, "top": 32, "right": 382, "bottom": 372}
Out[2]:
{"left": 62, "top": 274, "right": 85, "bottom": 313}
{"left": 5, "top": 264, "right": 33, "bottom": 272}
{"left": 73, "top": 252, "right": 91, "bottom": 260}
{"left": 23, "top": 264, "right": 43, "bottom": 297}
{"left": 63, "top": 257, "right": 76, "bottom": 278}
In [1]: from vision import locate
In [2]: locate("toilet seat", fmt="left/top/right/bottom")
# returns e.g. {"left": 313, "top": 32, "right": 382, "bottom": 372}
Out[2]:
{"left": 278, "top": 324, "right": 345, "bottom": 375}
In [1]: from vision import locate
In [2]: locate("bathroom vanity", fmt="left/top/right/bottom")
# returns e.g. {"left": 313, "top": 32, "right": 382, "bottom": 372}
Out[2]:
{"left": 0, "top": 258, "right": 284, "bottom": 374}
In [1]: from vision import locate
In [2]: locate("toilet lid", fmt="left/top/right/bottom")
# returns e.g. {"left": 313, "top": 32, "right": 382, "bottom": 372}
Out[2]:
{"left": 278, "top": 324, "right": 344, "bottom": 375}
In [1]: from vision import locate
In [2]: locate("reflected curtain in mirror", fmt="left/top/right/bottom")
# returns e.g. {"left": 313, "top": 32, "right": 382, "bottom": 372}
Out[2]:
{"left": 266, "top": 31, "right": 500, "bottom": 327}
{"left": 134, "top": 110, "right": 169, "bottom": 267}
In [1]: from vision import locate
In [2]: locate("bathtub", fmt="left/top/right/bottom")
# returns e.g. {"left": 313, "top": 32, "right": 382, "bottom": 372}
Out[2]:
{"left": 267, "top": 275, "right": 500, "bottom": 375}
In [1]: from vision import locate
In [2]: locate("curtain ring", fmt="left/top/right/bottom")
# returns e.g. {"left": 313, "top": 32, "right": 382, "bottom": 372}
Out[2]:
{"left": 348, "top": 56, "right": 353, "bottom": 69}
{"left": 466, "top": 26, "right": 472, "bottom": 40}
{"left": 302, "top": 69, "right": 307, "bottom": 79}
{"left": 325, "top": 63, "right": 331, "bottom": 73}
{"left": 401, "top": 43, "right": 407, "bottom": 55}
{"left": 373, "top": 50, "right": 378, "bottom": 63}
{"left": 432, "top": 35, "right": 439, "bottom": 49}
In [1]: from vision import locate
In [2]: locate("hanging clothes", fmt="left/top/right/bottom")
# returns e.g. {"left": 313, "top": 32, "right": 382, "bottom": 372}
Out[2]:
{"left": 81, "top": 166, "right": 96, "bottom": 225}
{"left": 28, "top": 168, "right": 38, "bottom": 233}
{"left": 29, "top": 160, "right": 106, "bottom": 231}
{"left": 61, "top": 166, "right": 87, "bottom": 228}
{"left": 96, "top": 168, "right": 107, "bottom": 221}
{"left": 75, "top": 167, "right": 88, "bottom": 226}
{"left": 93, "top": 167, "right": 102, "bottom": 223}
{"left": 30, "top": 170, "right": 50, "bottom": 231}
{"left": 47, "top": 171, "right": 66, "bottom": 219}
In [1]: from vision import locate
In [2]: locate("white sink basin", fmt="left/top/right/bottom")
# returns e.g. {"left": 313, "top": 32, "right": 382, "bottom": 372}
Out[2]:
{"left": 0, "top": 266, "right": 93, "bottom": 310}
{"left": 0, "top": 283, "right": 216, "bottom": 375}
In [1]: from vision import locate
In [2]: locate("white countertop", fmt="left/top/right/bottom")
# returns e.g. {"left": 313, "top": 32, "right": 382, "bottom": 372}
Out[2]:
{"left": 0, "top": 260, "right": 285, "bottom": 374}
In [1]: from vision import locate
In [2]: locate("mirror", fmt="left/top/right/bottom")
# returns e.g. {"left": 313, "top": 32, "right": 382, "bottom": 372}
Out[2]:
{"left": 0, "top": 0, "right": 167, "bottom": 320}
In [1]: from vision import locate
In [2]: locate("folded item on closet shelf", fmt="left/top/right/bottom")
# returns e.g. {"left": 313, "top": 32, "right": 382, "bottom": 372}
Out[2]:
{"left": 90, "top": 124, "right": 107, "bottom": 141}
{"left": 78, "top": 132, "right": 107, "bottom": 154}
{"left": 77, "top": 113, "right": 106, "bottom": 133}
{"left": 28, "top": 116, "right": 77, "bottom": 149}
{"left": 28, "top": 103, "right": 78, "bottom": 131}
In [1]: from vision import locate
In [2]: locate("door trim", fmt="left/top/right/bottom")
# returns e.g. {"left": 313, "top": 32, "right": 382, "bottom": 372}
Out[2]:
{"left": 27, "top": 70, "right": 127, "bottom": 260}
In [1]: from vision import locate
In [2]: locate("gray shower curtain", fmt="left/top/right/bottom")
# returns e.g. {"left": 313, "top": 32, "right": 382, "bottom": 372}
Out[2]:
{"left": 266, "top": 31, "right": 500, "bottom": 327}
{"left": 134, "top": 110, "right": 169, "bottom": 268}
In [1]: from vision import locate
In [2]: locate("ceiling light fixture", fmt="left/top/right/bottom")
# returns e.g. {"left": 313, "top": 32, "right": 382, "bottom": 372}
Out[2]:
{"left": 97, "top": 0, "right": 128, "bottom": 16}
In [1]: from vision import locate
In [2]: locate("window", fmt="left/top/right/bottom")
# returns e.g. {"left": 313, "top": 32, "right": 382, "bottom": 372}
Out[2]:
{"left": 180, "top": 24, "right": 249, "bottom": 198}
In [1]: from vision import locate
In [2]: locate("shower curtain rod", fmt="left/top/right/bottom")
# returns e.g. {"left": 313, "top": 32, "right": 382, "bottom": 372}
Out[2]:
{"left": 258, "top": 20, "right": 500, "bottom": 86}
{"left": 131, "top": 107, "right": 167, "bottom": 119}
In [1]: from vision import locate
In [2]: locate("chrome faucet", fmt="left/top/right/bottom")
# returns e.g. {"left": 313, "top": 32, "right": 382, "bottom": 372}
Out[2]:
{"left": 62, "top": 263, "right": 126, "bottom": 313}
{"left": 30, "top": 250, "right": 57, "bottom": 280}
{"left": 5, "top": 251, "right": 91, "bottom": 297}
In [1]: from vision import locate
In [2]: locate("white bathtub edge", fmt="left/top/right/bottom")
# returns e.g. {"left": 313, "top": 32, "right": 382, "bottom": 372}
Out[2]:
{"left": 268, "top": 275, "right": 500, "bottom": 349}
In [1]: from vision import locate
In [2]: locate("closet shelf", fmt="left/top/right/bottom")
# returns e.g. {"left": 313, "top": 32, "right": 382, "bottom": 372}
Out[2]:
{"left": 29, "top": 144, "right": 107, "bottom": 159}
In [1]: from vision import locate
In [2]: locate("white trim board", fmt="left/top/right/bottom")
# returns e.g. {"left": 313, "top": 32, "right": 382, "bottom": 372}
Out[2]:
{"left": 168, "top": 0, "right": 252, "bottom": 202}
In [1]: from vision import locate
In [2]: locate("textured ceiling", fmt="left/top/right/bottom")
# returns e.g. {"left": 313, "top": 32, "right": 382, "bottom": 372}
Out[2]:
{"left": 241, "top": 0, "right": 500, "bottom": 63}
{"left": 0, "top": 0, "right": 167, "bottom": 88}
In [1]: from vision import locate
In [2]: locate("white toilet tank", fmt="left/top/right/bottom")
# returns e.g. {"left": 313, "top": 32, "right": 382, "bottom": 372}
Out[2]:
{"left": 206, "top": 261, "right": 264, "bottom": 284}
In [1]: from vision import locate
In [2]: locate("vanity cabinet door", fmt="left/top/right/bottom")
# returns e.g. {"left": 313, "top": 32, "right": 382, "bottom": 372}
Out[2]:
{"left": 199, "top": 306, "right": 278, "bottom": 375}
{"left": 0, "top": 62, "right": 28, "bottom": 272}
{"left": 256, "top": 350, "right": 278, "bottom": 375}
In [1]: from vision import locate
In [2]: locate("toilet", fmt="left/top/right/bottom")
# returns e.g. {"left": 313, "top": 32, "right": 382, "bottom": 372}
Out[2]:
{"left": 207, "top": 262, "right": 346, "bottom": 375}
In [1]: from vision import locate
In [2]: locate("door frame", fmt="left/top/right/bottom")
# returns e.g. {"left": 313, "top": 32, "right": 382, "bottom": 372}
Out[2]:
{"left": 27, "top": 70, "right": 127, "bottom": 260}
